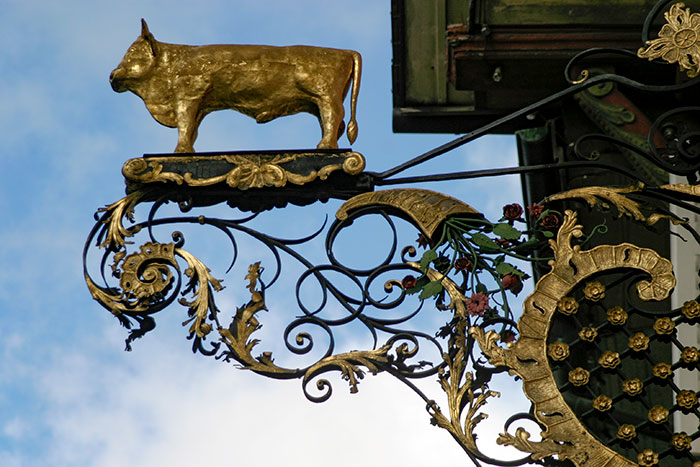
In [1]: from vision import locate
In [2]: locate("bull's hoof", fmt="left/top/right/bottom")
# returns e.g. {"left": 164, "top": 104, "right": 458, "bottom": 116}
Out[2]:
{"left": 174, "top": 145, "right": 195, "bottom": 153}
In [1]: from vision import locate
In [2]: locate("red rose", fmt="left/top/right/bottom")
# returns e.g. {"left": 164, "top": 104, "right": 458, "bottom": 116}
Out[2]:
{"left": 541, "top": 213, "right": 560, "bottom": 230}
{"left": 501, "top": 273, "right": 523, "bottom": 295}
{"left": 495, "top": 238, "right": 510, "bottom": 248}
{"left": 402, "top": 275, "right": 417, "bottom": 289}
{"left": 467, "top": 292, "right": 490, "bottom": 316}
{"left": 527, "top": 203, "right": 544, "bottom": 218}
{"left": 500, "top": 330, "right": 517, "bottom": 343}
{"left": 503, "top": 203, "right": 524, "bottom": 222}
{"left": 454, "top": 257, "right": 471, "bottom": 271}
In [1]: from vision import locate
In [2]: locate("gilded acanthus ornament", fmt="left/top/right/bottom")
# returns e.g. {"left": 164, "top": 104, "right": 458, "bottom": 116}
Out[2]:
{"left": 111, "top": 20, "right": 361, "bottom": 152}
{"left": 638, "top": 3, "right": 700, "bottom": 77}
{"left": 469, "top": 210, "right": 675, "bottom": 466}
{"left": 122, "top": 152, "right": 365, "bottom": 191}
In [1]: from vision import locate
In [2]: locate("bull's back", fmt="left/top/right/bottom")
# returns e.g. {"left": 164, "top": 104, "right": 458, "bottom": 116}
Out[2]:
{"left": 185, "top": 44, "right": 355, "bottom": 119}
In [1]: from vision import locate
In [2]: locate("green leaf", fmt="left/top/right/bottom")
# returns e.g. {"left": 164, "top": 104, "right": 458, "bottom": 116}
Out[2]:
{"left": 493, "top": 223, "right": 522, "bottom": 241}
{"left": 475, "top": 283, "right": 488, "bottom": 294}
{"left": 543, "top": 231, "right": 554, "bottom": 238}
{"left": 418, "top": 280, "right": 444, "bottom": 300}
{"left": 471, "top": 233, "right": 499, "bottom": 251}
{"left": 419, "top": 249, "right": 438, "bottom": 272}
{"left": 495, "top": 262, "right": 527, "bottom": 278}
{"left": 483, "top": 308, "right": 498, "bottom": 320}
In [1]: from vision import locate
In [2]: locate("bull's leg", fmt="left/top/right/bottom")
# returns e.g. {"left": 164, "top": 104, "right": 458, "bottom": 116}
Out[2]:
{"left": 316, "top": 98, "right": 344, "bottom": 149}
{"left": 174, "top": 103, "right": 199, "bottom": 153}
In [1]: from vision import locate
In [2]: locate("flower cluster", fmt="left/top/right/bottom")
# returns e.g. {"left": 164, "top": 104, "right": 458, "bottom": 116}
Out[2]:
{"left": 407, "top": 200, "right": 558, "bottom": 324}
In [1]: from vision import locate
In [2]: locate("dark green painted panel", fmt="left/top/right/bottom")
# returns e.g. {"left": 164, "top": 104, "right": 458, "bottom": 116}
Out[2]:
{"left": 479, "top": 0, "right": 658, "bottom": 26}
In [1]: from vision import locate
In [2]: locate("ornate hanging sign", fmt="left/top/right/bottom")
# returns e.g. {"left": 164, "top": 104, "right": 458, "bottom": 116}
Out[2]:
{"left": 89, "top": 3, "right": 700, "bottom": 466}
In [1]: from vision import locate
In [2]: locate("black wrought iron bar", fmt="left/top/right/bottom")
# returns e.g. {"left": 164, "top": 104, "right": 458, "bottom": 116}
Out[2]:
{"left": 372, "top": 160, "right": 650, "bottom": 187}
{"left": 376, "top": 72, "right": 700, "bottom": 180}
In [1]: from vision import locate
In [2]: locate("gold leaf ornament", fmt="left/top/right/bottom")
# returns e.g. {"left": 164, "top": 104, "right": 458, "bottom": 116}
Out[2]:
{"left": 607, "top": 306, "right": 628, "bottom": 325}
{"left": 547, "top": 341, "right": 570, "bottom": 361}
{"left": 653, "top": 362, "right": 673, "bottom": 379}
{"left": 653, "top": 317, "right": 676, "bottom": 335}
{"left": 637, "top": 449, "right": 660, "bottom": 467}
{"left": 593, "top": 395, "right": 613, "bottom": 412}
{"left": 599, "top": 351, "right": 621, "bottom": 369}
{"left": 671, "top": 432, "right": 693, "bottom": 451}
{"left": 682, "top": 299, "right": 700, "bottom": 319}
{"left": 617, "top": 424, "right": 637, "bottom": 441}
{"left": 638, "top": 3, "right": 700, "bottom": 77}
{"left": 622, "top": 378, "right": 643, "bottom": 396}
{"left": 628, "top": 332, "right": 650, "bottom": 352}
{"left": 676, "top": 390, "right": 698, "bottom": 409}
{"left": 648, "top": 405, "right": 670, "bottom": 424}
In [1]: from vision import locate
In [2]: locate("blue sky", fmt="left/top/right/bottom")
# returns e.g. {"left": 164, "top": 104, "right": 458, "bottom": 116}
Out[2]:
{"left": 0, "top": 1, "right": 530, "bottom": 465}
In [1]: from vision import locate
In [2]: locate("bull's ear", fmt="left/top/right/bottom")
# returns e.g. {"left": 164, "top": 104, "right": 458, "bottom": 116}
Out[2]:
{"left": 140, "top": 19, "right": 159, "bottom": 57}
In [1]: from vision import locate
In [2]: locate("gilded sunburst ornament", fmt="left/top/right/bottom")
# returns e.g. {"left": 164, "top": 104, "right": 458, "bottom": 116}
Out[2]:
{"left": 638, "top": 3, "right": 700, "bottom": 77}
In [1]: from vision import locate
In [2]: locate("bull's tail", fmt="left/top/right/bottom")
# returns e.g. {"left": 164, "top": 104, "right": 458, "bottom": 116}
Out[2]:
{"left": 346, "top": 51, "right": 361, "bottom": 145}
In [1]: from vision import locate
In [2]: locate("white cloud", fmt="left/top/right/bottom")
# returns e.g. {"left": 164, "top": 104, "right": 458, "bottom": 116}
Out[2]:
{"left": 16, "top": 325, "right": 507, "bottom": 467}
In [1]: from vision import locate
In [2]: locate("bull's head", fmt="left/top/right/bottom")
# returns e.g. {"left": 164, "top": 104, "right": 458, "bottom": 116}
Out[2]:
{"left": 110, "top": 19, "right": 159, "bottom": 92}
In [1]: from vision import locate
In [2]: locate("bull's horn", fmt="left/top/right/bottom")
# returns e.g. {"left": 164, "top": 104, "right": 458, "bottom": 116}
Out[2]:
{"left": 141, "top": 19, "right": 150, "bottom": 37}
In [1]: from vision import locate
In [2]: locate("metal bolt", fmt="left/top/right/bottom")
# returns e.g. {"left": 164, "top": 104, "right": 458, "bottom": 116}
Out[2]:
{"left": 492, "top": 66, "right": 503, "bottom": 83}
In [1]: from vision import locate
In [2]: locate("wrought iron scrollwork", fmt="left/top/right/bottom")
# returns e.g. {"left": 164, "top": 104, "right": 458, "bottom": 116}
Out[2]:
{"left": 85, "top": 1, "right": 700, "bottom": 465}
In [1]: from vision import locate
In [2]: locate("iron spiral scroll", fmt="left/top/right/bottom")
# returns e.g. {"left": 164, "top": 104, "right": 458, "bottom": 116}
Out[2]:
{"left": 85, "top": 1, "right": 700, "bottom": 465}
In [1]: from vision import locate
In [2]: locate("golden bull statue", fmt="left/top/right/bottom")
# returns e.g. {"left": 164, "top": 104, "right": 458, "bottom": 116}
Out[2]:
{"left": 110, "top": 20, "right": 361, "bottom": 153}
